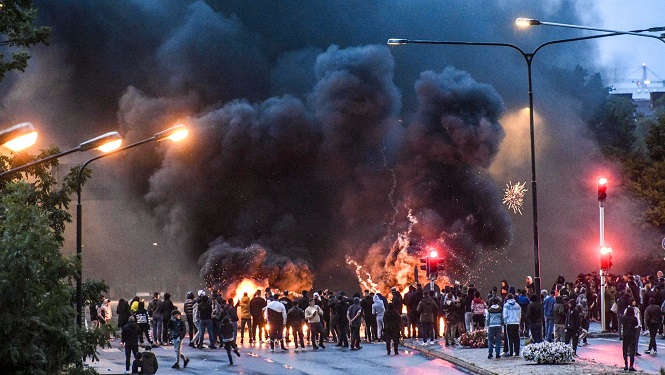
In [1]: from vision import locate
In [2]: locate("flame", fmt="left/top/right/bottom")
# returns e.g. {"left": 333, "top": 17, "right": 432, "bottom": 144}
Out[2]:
{"left": 345, "top": 255, "right": 379, "bottom": 293}
{"left": 231, "top": 278, "right": 269, "bottom": 304}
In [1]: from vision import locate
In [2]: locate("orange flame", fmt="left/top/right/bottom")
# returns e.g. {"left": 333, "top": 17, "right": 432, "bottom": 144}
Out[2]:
{"left": 231, "top": 278, "right": 269, "bottom": 304}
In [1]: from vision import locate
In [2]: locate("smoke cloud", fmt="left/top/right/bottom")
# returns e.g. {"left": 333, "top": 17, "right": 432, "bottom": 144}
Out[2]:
{"left": 0, "top": 0, "right": 651, "bottom": 295}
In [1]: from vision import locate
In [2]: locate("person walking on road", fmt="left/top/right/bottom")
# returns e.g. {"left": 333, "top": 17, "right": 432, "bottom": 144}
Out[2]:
{"left": 237, "top": 292, "right": 252, "bottom": 344}
{"left": 553, "top": 296, "right": 566, "bottom": 342}
{"left": 148, "top": 293, "right": 163, "bottom": 347}
{"left": 542, "top": 290, "right": 555, "bottom": 342}
{"left": 250, "top": 291, "right": 267, "bottom": 344}
{"left": 372, "top": 294, "right": 386, "bottom": 342}
{"left": 383, "top": 302, "right": 401, "bottom": 355}
{"left": 621, "top": 306, "right": 639, "bottom": 371}
{"left": 417, "top": 291, "right": 438, "bottom": 345}
{"left": 502, "top": 293, "right": 521, "bottom": 356}
{"left": 524, "top": 294, "right": 543, "bottom": 343}
{"left": 644, "top": 298, "right": 662, "bottom": 354}
{"left": 221, "top": 316, "right": 241, "bottom": 364}
{"left": 266, "top": 294, "right": 288, "bottom": 352}
{"left": 120, "top": 316, "right": 140, "bottom": 374}
{"left": 168, "top": 310, "right": 190, "bottom": 369}
{"left": 183, "top": 291, "right": 197, "bottom": 343}
{"left": 564, "top": 299, "right": 581, "bottom": 355}
{"left": 287, "top": 303, "right": 306, "bottom": 351}
{"left": 197, "top": 294, "right": 216, "bottom": 349}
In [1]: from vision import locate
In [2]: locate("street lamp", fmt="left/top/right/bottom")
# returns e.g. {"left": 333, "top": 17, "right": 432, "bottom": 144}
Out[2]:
{"left": 75, "top": 124, "right": 188, "bottom": 327}
{"left": 515, "top": 18, "right": 665, "bottom": 43}
{"left": 0, "top": 131, "right": 122, "bottom": 179}
{"left": 387, "top": 27, "right": 664, "bottom": 300}
{"left": 0, "top": 122, "right": 38, "bottom": 152}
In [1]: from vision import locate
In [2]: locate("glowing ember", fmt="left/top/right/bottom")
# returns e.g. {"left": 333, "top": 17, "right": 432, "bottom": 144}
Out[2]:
{"left": 231, "top": 278, "right": 269, "bottom": 304}
{"left": 503, "top": 181, "right": 527, "bottom": 215}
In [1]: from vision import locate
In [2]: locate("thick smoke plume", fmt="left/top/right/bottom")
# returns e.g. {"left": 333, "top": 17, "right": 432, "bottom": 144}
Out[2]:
{"left": 0, "top": 0, "right": 648, "bottom": 294}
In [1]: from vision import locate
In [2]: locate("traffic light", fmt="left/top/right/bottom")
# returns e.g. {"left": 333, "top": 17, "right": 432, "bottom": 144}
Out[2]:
{"left": 420, "top": 256, "right": 428, "bottom": 274}
{"left": 598, "top": 177, "right": 608, "bottom": 202}
{"left": 600, "top": 246, "right": 613, "bottom": 270}
{"left": 428, "top": 248, "right": 439, "bottom": 275}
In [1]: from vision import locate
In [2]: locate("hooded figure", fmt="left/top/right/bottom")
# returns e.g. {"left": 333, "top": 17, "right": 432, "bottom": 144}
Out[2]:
{"left": 372, "top": 294, "right": 386, "bottom": 341}
{"left": 502, "top": 294, "right": 521, "bottom": 356}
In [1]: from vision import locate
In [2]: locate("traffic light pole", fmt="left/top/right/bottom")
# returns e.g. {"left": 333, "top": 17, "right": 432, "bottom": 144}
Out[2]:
{"left": 599, "top": 200, "right": 606, "bottom": 332}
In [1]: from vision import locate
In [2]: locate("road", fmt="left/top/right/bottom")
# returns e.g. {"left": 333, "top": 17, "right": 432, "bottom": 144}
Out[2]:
{"left": 578, "top": 335, "right": 665, "bottom": 374}
{"left": 91, "top": 339, "right": 470, "bottom": 375}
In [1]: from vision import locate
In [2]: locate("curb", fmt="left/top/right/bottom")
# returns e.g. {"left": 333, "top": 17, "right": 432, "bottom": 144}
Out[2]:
{"left": 403, "top": 341, "right": 496, "bottom": 375}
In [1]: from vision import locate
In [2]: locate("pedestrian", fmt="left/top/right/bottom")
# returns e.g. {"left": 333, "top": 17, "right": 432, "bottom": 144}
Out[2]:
{"left": 221, "top": 316, "right": 241, "bottom": 364}
{"left": 525, "top": 294, "right": 543, "bottom": 343}
{"left": 135, "top": 301, "right": 153, "bottom": 347}
{"left": 372, "top": 293, "right": 386, "bottom": 341}
{"left": 500, "top": 280, "right": 510, "bottom": 300}
{"left": 121, "top": 316, "right": 140, "bottom": 374}
{"left": 644, "top": 298, "right": 662, "bottom": 354}
{"left": 542, "top": 290, "right": 555, "bottom": 342}
{"left": 471, "top": 291, "right": 487, "bottom": 331}
{"left": 361, "top": 290, "right": 376, "bottom": 342}
{"left": 417, "top": 290, "right": 438, "bottom": 345}
{"left": 117, "top": 298, "right": 131, "bottom": 330}
{"left": 266, "top": 294, "right": 288, "bottom": 352}
{"left": 485, "top": 296, "right": 503, "bottom": 359}
{"left": 625, "top": 297, "right": 642, "bottom": 356}
{"left": 250, "top": 290, "right": 267, "bottom": 344}
{"left": 564, "top": 299, "right": 581, "bottom": 355}
{"left": 161, "top": 293, "right": 175, "bottom": 345}
{"left": 517, "top": 290, "right": 530, "bottom": 338}
{"left": 335, "top": 293, "right": 350, "bottom": 348}
{"left": 553, "top": 296, "right": 566, "bottom": 342}
{"left": 237, "top": 292, "right": 252, "bottom": 344}
{"left": 148, "top": 292, "right": 163, "bottom": 347}
{"left": 621, "top": 306, "right": 639, "bottom": 371}
{"left": 391, "top": 287, "right": 404, "bottom": 317}
{"left": 305, "top": 298, "right": 326, "bottom": 349}
{"left": 348, "top": 297, "right": 363, "bottom": 350}
{"left": 98, "top": 299, "right": 112, "bottom": 326}
{"left": 197, "top": 293, "right": 216, "bottom": 349}
{"left": 168, "top": 310, "right": 190, "bottom": 369}
{"left": 183, "top": 291, "right": 197, "bottom": 343}
{"left": 287, "top": 303, "right": 306, "bottom": 351}
{"left": 442, "top": 292, "right": 461, "bottom": 346}
{"left": 525, "top": 276, "right": 535, "bottom": 296}
{"left": 383, "top": 302, "right": 401, "bottom": 355}
{"left": 227, "top": 297, "right": 240, "bottom": 341}
{"left": 190, "top": 290, "right": 203, "bottom": 347}
{"left": 502, "top": 293, "right": 521, "bottom": 356}
{"left": 279, "top": 291, "right": 294, "bottom": 343}
{"left": 605, "top": 282, "right": 618, "bottom": 332}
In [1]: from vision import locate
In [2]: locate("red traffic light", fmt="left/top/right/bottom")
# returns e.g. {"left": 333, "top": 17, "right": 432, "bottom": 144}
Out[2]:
{"left": 598, "top": 177, "right": 608, "bottom": 201}
{"left": 600, "top": 246, "right": 613, "bottom": 270}
{"left": 429, "top": 249, "right": 438, "bottom": 258}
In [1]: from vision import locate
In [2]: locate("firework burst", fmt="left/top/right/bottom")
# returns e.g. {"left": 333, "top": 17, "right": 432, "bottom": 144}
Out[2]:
{"left": 503, "top": 181, "right": 527, "bottom": 215}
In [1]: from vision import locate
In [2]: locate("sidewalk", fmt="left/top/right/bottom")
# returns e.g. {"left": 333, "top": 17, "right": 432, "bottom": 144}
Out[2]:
{"left": 402, "top": 322, "right": 661, "bottom": 375}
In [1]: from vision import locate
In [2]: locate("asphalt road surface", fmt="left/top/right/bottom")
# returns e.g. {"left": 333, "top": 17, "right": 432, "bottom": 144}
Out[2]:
{"left": 92, "top": 339, "right": 470, "bottom": 375}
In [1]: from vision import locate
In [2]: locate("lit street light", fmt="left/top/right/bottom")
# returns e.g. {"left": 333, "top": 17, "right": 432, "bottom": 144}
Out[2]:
{"left": 388, "top": 24, "right": 664, "bottom": 301}
{"left": 516, "top": 18, "right": 665, "bottom": 43}
{"left": 0, "top": 131, "right": 122, "bottom": 179}
{"left": 0, "top": 122, "right": 38, "bottom": 152}
{"left": 76, "top": 124, "right": 188, "bottom": 327}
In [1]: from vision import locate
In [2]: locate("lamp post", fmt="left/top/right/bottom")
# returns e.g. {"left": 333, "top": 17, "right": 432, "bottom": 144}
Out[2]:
{"left": 0, "top": 122, "right": 38, "bottom": 152}
{"left": 515, "top": 18, "right": 665, "bottom": 44}
{"left": 0, "top": 131, "right": 122, "bottom": 179}
{"left": 76, "top": 124, "right": 188, "bottom": 327}
{"left": 387, "top": 27, "right": 664, "bottom": 301}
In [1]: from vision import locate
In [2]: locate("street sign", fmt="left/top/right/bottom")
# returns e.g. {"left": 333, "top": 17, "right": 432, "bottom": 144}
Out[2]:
{"left": 662, "top": 238, "right": 665, "bottom": 250}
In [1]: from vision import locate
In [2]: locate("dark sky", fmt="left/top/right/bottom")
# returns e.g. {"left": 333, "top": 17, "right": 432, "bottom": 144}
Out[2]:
{"left": 0, "top": 1, "right": 659, "bottom": 297}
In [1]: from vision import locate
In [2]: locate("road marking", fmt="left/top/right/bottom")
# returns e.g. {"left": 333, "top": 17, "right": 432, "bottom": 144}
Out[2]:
{"left": 101, "top": 348, "right": 120, "bottom": 352}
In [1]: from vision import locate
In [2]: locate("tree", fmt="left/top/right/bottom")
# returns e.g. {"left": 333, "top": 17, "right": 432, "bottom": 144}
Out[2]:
{"left": 0, "top": 0, "right": 50, "bottom": 80}
{"left": 588, "top": 95, "right": 637, "bottom": 156}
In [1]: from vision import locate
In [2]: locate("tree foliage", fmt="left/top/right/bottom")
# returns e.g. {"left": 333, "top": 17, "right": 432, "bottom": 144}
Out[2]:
{"left": 0, "top": 0, "right": 50, "bottom": 80}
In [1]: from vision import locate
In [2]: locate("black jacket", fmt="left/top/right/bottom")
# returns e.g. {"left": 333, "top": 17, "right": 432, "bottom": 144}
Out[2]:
{"left": 198, "top": 297, "right": 212, "bottom": 320}
{"left": 391, "top": 291, "right": 404, "bottom": 314}
{"left": 250, "top": 296, "right": 267, "bottom": 318}
{"left": 383, "top": 308, "right": 402, "bottom": 335}
{"left": 121, "top": 321, "right": 139, "bottom": 347}
{"left": 287, "top": 306, "right": 305, "bottom": 328}
{"left": 525, "top": 301, "right": 543, "bottom": 324}
{"left": 168, "top": 317, "right": 186, "bottom": 340}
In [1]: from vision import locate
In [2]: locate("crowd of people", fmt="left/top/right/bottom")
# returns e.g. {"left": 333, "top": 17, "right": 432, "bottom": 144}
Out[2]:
{"left": 99, "top": 269, "right": 665, "bottom": 374}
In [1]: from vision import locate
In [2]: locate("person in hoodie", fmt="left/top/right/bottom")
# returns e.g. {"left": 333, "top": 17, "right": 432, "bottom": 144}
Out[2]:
{"left": 197, "top": 294, "right": 215, "bottom": 349}
{"left": 417, "top": 291, "right": 439, "bottom": 345}
{"left": 237, "top": 293, "right": 252, "bottom": 344}
{"left": 372, "top": 293, "right": 386, "bottom": 342}
{"left": 265, "top": 294, "right": 288, "bottom": 352}
{"left": 117, "top": 298, "right": 131, "bottom": 330}
{"left": 135, "top": 301, "right": 153, "bottom": 347}
{"left": 644, "top": 298, "right": 662, "bottom": 354}
{"left": 516, "top": 290, "right": 530, "bottom": 338}
{"left": 442, "top": 292, "right": 461, "bottom": 347}
{"left": 553, "top": 296, "right": 566, "bottom": 342}
{"left": 502, "top": 293, "right": 521, "bottom": 356}
{"left": 383, "top": 302, "right": 401, "bottom": 355}
{"left": 121, "top": 316, "right": 140, "bottom": 374}
{"left": 524, "top": 294, "right": 543, "bottom": 343}
{"left": 168, "top": 310, "right": 190, "bottom": 369}
{"left": 621, "top": 306, "right": 639, "bottom": 371}
{"left": 486, "top": 296, "right": 503, "bottom": 359}
{"left": 564, "top": 299, "right": 581, "bottom": 355}
{"left": 161, "top": 293, "right": 175, "bottom": 345}
{"left": 361, "top": 290, "right": 376, "bottom": 343}
{"left": 221, "top": 316, "right": 241, "bottom": 364}
{"left": 471, "top": 291, "right": 487, "bottom": 331}
{"left": 287, "top": 303, "right": 306, "bottom": 351}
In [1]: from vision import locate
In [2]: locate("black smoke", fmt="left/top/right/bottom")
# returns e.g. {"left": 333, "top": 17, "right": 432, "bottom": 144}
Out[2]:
{"left": 0, "top": 0, "right": 641, "bottom": 293}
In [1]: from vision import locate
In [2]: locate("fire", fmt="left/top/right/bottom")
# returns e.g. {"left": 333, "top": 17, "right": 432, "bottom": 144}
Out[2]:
{"left": 231, "top": 278, "right": 269, "bottom": 304}
{"left": 345, "top": 256, "right": 379, "bottom": 293}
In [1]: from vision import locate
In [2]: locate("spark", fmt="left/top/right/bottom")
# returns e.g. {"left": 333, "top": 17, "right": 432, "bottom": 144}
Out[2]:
{"left": 503, "top": 181, "right": 527, "bottom": 215}
{"left": 345, "top": 255, "right": 379, "bottom": 293}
